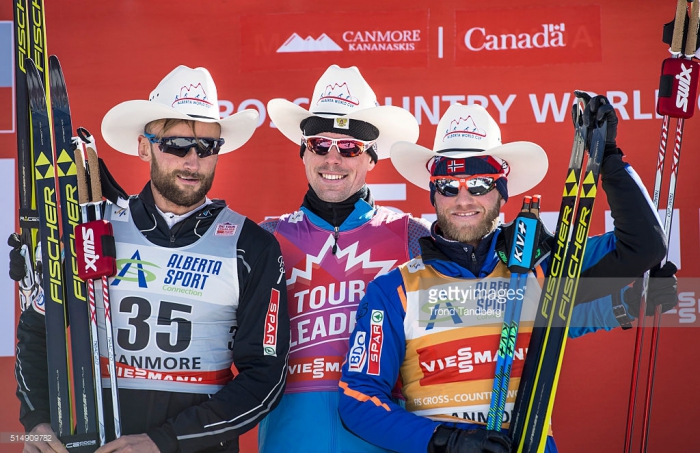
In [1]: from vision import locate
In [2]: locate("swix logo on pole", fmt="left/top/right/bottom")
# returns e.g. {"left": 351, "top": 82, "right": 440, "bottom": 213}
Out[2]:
{"left": 675, "top": 63, "right": 693, "bottom": 112}
{"left": 658, "top": 57, "right": 699, "bottom": 119}
{"left": 76, "top": 220, "right": 117, "bottom": 281}
{"left": 81, "top": 226, "right": 98, "bottom": 272}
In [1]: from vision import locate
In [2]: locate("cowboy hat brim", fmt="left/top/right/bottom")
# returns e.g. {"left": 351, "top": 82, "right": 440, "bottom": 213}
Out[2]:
{"left": 390, "top": 140, "right": 549, "bottom": 196}
{"left": 101, "top": 100, "right": 259, "bottom": 156}
{"left": 267, "top": 98, "right": 419, "bottom": 160}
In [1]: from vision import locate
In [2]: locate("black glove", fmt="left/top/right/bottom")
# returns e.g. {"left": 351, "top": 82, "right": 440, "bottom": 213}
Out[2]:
{"left": 572, "top": 90, "right": 621, "bottom": 159}
{"left": 624, "top": 261, "right": 678, "bottom": 317}
{"left": 428, "top": 426, "right": 511, "bottom": 453}
{"left": 8, "top": 233, "right": 43, "bottom": 312}
{"left": 8, "top": 233, "right": 26, "bottom": 281}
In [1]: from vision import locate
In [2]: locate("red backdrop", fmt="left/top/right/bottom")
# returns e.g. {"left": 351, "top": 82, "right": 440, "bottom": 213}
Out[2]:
{"left": 0, "top": 1, "right": 698, "bottom": 452}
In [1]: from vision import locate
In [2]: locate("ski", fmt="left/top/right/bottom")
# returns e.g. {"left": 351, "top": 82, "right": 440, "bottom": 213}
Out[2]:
{"left": 509, "top": 94, "right": 588, "bottom": 447}
{"left": 49, "top": 55, "right": 100, "bottom": 442}
{"left": 13, "top": 0, "right": 40, "bottom": 311}
{"left": 510, "top": 92, "right": 605, "bottom": 452}
{"left": 26, "top": 56, "right": 72, "bottom": 439}
{"left": 520, "top": 98, "right": 606, "bottom": 453}
{"left": 487, "top": 195, "right": 541, "bottom": 431}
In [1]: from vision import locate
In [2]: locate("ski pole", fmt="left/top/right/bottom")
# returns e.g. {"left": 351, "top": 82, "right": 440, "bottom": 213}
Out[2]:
{"left": 487, "top": 196, "right": 541, "bottom": 431}
{"left": 74, "top": 134, "right": 106, "bottom": 446}
{"left": 624, "top": 2, "right": 699, "bottom": 451}
{"left": 75, "top": 128, "right": 122, "bottom": 439}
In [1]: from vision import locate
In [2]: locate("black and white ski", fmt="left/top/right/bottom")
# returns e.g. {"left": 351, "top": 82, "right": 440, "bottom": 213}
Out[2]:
{"left": 50, "top": 55, "right": 100, "bottom": 440}
{"left": 26, "top": 56, "right": 73, "bottom": 439}
{"left": 511, "top": 92, "right": 607, "bottom": 452}
{"left": 27, "top": 56, "right": 100, "bottom": 451}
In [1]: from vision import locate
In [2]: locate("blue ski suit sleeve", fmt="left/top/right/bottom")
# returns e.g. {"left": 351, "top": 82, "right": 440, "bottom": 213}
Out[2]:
{"left": 339, "top": 271, "right": 440, "bottom": 453}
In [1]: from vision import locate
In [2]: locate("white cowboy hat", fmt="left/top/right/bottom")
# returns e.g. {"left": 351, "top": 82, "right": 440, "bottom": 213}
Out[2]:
{"left": 101, "top": 65, "right": 258, "bottom": 155}
{"left": 391, "top": 103, "right": 548, "bottom": 196}
{"left": 267, "top": 64, "right": 419, "bottom": 160}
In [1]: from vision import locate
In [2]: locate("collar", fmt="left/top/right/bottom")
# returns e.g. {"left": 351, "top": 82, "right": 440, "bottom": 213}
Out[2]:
{"left": 300, "top": 198, "right": 376, "bottom": 231}
{"left": 425, "top": 222, "right": 500, "bottom": 277}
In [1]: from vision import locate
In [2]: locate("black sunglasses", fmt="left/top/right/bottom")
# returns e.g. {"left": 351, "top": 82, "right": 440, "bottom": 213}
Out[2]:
{"left": 430, "top": 174, "right": 504, "bottom": 197}
{"left": 144, "top": 133, "right": 225, "bottom": 158}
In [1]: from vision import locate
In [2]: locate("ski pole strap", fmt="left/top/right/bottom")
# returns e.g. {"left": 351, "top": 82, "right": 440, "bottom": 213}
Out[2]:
{"left": 611, "top": 288, "right": 633, "bottom": 330}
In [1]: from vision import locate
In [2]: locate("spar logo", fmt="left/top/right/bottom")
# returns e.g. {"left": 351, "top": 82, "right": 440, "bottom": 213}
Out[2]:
{"left": 263, "top": 289, "right": 280, "bottom": 356}
{"left": 444, "top": 116, "right": 486, "bottom": 142}
{"left": 464, "top": 23, "right": 565, "bottom": 51}
{"left": 172, "top": 83, "right": 212, "bottom": 108}
{"left": 367, "top": 310, "right": 384, "bottom": 375}
{"left": 111, "top": 250, "right": 159, "bottom": 288}
{"left": 277, "top": 29, "right": 422, "bottom": 53}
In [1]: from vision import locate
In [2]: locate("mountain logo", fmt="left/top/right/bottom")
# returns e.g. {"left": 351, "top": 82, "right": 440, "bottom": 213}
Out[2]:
{"left": 317, "top": 82, "right": 359, "bottom": 106}
{"left": 277, "top": 33, "right": 343, "bottom": 53}
{"left": 172, "top": 83, "right": 212, "bottom": 108}
{"left": 443, "top": 116, "right": 487, "bottom": 141}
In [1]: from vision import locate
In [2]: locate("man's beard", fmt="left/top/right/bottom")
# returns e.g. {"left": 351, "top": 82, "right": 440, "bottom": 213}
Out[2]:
{"left": 436, "top": 199, "right": 501, "bottom": 245}
{"left": 150, "top": 156, "right": 214, "bottom": 208}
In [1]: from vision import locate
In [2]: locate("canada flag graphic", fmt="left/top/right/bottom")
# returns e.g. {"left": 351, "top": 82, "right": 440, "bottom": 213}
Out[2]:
{"left": 443, "top": 116, "right": 487, "bottom": 142}
{"left": 172, "top": 82, "right": 212, "bottom": 107}
{"left": 317, "top": 82, "right": 360, "bottom": 106}
{"left": 277, "top": 33, "right": 343, "bottom": 53}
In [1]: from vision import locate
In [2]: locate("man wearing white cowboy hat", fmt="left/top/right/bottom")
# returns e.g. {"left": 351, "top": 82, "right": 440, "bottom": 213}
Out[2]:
{"left": 338, "top": 101, "right": 677, "bottom": 453}
{"left": 257, "top": 65, "right": 431, "bottom": 453}
{"left": 13, "top": 65, "right": 290, "bottom": 453}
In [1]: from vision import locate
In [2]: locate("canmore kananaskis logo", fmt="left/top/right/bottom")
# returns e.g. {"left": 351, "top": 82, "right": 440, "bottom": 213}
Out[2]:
{"left": 277, "top": 29, "right": 422, "bottom": 53}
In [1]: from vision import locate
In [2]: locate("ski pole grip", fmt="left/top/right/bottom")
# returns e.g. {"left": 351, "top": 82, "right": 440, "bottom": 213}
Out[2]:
{"left": 671, "top": 0, "right": 688, "bottom": 54}
{"left": 685, "top": 0, "right": 700, "bottom": 57}
{"left": 87, "top": 147, "right": 102, "bottom": 201}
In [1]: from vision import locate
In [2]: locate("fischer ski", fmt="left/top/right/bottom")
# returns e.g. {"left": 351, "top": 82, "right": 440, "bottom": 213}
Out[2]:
{"left": 511, "top": 91, "right": 607, "bottom": 453}
{"left": 26, "top": 56, "right": 73, "bottom": 439}
{"left": 13, "top": 0, "right": 40, "bottom": 312}
{"left": 487, "top": 195, "right": 542, "bottom": 431}
{"left": 27, "top": 57, "right": 101, "bottom": 452}
{"left": 49, "top": 55, "right": 100, "bottom": 444}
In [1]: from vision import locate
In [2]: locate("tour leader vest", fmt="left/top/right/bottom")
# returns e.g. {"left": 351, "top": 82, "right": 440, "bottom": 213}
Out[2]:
{"left": 399, "top": 258, "right": 543, "bottom": 428}
{"left": 102, "top": 203, "right": 243, "bottom": 394}
{"left": 274, "top": 207, "right": 410, "bottom": 393}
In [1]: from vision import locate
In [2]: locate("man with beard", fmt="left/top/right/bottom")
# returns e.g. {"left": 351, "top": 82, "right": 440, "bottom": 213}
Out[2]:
{"left": 11, "top": 66, "right": 289, "bottom": 453}
{"left": 338, "top": 101, "right": 678, "bottom": 453}
{"left": 257, "top": 65, "right": 431, "bottom": 453}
